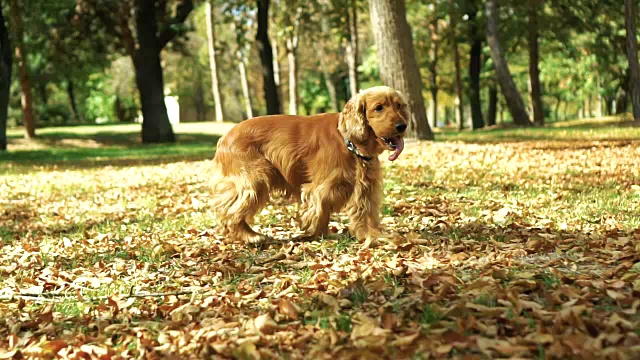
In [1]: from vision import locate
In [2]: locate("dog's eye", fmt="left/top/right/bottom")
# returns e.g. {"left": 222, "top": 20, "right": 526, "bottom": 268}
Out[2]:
{"left": 396, "top": 103, "right": 402, "bottom": 110}
{"left": 374, "top": 105, "right": 384, "bottom": 112}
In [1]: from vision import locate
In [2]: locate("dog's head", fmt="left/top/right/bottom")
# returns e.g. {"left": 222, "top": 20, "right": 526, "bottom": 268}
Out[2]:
{"left": 339, "top": 86, "right": 409, "bottom": 161}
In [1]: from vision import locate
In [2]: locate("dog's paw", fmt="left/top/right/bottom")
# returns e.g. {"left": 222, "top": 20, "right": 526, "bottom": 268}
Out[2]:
{"left": 245, "top": 233, "right": 271, "bottom": 248}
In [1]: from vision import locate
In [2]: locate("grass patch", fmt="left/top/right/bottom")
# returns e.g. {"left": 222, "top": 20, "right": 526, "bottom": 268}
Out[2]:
{"left": 419, "top": 304, "right": 442, "bottom": 326}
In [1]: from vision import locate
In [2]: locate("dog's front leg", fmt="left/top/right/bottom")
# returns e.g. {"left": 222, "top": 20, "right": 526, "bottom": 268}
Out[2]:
{"left": 347, "top": 164, "right": 384, "bottom": 242}
{"left": 298, "top": 182, "right": 350, "bottom": 239}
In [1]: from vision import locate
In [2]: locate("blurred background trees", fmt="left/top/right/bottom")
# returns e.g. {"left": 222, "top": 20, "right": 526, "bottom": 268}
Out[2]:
{"left": 1, "top": 0, "right": 639, "bottom": 146}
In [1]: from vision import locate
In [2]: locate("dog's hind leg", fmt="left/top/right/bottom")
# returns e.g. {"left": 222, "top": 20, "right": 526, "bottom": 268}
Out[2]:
{"left": 211, "top": 163, "right": 272, "bottom": 246}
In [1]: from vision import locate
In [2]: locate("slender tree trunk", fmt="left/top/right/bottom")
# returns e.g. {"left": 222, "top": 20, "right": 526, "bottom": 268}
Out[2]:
{"left": 318, "top": 12, "right": 339, "bottom": 112}
{"left": 469, "top": 37, "right": 484, "bottom": 129}
{"left": 9, "top": 0, "right": 36, "bottom": 139}
{"left": 205, "top": 0, "right": 224, "bottom": 122}
{"left": 318, "top": 48, "right": 339, "bottom": 112}
{"left": 455, "top": 96, "right": 462, "bottom": 129}
{"left": 449, "top": 0, "right": 464, "bottom": 131}
{"left": 0, "top": 6, "right": 10, "bottom": 151}
{"left": 66, "top": 80, "right": 83, "bottom": 123}
{"left": 271, "top": 38, "right": 283, "bottom": 113}
{"left": 237, "top": 51, "right": 253, "bottom": 119}
{"left": 428, "top": 17, "right": 438, "bottom": 128}
{"left": 624, "top": 0, "right": 640, "bottom": 122}
{"left": 369, "top": 0, "right": 433, "bottom": 140}
{"left": 487, "top": 85, "right": 497, "bottom": 127}
{"left": 286, "top": 36, "right": 298, "bottom": 115}
{"left": 194, "top": 66, "right": 206, "bottom": 121}
{"left": 468, "top": 6, "right": 484, "bottom": 130}
{"left": 134, "top": 0, "right": 175, "bottom": 143}
{"left": 486, "top": 0, "right": 532, "bottom": 127}
{"left": 257, "top": 0, "right": 280, "bottom": 115}
{"left": 38, "top": 83, "right": 48, "bottom": 106}
{"left": 554, "top": 97, "right": 561, "bottom": 120}
{"left": 528, "top": 0, "right": 544, "bottom": 126}
{"left": 345, "top": 0, "right": 359, "bottom": 97}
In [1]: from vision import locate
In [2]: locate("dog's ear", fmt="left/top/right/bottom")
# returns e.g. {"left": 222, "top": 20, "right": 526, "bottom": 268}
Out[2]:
{"left": 339, "top": 93, "right": 368, "bottom": 142}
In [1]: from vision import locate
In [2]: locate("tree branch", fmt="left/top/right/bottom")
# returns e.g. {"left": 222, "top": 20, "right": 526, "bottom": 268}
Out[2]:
{"left": 157, "top": 0, "right": 194, "bottom": 50}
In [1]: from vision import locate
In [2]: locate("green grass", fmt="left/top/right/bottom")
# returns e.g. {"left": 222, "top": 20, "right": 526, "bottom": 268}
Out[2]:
{"left": 2, "top": 121, "right": 235, "bottom": 169}
{"left": 435, "top": 115, "right": 640, "bottom": 142}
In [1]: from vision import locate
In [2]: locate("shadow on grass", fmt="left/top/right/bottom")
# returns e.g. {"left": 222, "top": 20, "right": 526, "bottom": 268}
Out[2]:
{"left": 1, "top": 135, "right": 221, "bottom": 170}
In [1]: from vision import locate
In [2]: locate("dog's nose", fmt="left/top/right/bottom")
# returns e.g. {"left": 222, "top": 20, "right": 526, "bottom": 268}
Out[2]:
{"left": 395, "top": 123, "right": 407, "bottom": 132}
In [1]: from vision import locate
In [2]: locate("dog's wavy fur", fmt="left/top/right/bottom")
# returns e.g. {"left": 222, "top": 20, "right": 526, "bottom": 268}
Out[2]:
{"left": 210, "top": 86, "right": 409, "bottom": 244}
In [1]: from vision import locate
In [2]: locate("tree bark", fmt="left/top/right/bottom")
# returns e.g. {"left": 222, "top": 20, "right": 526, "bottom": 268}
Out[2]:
{"left": 271, "top": 37, "right": 283, "bottom": 113}
{"left": 428, "top": 16, "right": 438, "bottom": 128}
{"left": 134, "top": 0, "right": 176, "bottom": 143}
{"left": 257, "top": 0, "right": 280, "bottom": 115}
{"left": 345, "top": 0, "right": 359, "bottom": 97}
{"left": 528, "top": 0, "right": 544, "bottom": 126}
{"left": 449, "top": 0, "right": 464, "bottom": 131}
{"left": 286, "top": 36, "right": 298, "bottom": 115}
{"left": 624, "top": 0, "right": 640, "bottom": 122}
{"left": 319, "top": 10, "right": 339, "bottom": 112}
{"left": 0, "top": 6, "right": 11, "bottom": 150}
{"left": 237, "top": 51, "right": 253, "bottom": 119}
{"left": 369, "top": 0, "right": 433, "bottom": 140}
{"left": 205, "top": 0, "right": 224, "bottom": 122}
{"left": 487, "top": 85, "right": 497, "bottom": 127}
{"left": 469, "top": 37, "right": 484, "bottom": 129}
{"left": 66, "top": 80, "right": 83, "bottom": 123}
{"left": 468, "top": 6, "right": 484, "bottom": 130}
{"left": 486, "top": 0, "right": 532, "bottom": 127}
{"left": 318, "top": 47, "right": 339, "bottom": 112}
{"left": 9, "top": 0, "right": 36, "bottom": 139}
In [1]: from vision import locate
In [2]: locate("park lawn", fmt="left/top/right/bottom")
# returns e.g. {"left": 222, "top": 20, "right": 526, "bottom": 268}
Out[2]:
{"left": 0, "top": 117, "right": 639, "bottom": 358}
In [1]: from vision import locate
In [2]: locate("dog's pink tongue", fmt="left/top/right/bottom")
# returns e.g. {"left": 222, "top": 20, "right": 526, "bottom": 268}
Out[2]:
{"left": 388, "top": 138, "right": 404, "bottom": 161}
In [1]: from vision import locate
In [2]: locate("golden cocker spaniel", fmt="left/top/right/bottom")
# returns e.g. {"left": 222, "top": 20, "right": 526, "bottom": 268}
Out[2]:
{"left": 210, "top": 86, "right": 409, "bottom": 245}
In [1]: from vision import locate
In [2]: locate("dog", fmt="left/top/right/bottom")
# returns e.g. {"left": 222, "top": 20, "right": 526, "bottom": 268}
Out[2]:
{"left": 210, "top": 86, "right": 409, "bottom": 245}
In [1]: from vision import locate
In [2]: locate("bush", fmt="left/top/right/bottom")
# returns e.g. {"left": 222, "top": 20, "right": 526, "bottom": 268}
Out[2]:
{"left": 36, "top": 103, "right": 72, "bottom": 126}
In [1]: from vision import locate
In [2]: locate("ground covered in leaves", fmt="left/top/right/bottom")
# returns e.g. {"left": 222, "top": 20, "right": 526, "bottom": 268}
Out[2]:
{"left": 1, "top": 123, "right": 640, "bottom": 359}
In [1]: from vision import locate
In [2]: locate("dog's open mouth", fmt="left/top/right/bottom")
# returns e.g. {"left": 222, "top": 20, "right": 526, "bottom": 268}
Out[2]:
{"left": 380, "top": 136, "right": 405, "bottom": 161}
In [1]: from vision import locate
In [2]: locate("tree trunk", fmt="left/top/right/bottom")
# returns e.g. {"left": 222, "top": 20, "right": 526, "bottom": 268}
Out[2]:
{"left": 554, "top": 98, "right": 561, "bottom": 120}
{"left": 257, "top": 0, "right": 280, "bottom": 115}
{"left": 449, "top": 0, "right": 464, "bottom": 131}
{"left": 318, "top": 48, "right": 339, "bottom": 112}
{"left": 194, "top": 65, "right": 206, "bottom": 121}
{"left": 318, "top": 11, "right": 339, "bottom": 112}
{"left": 205, "top": 0, "right": 224, "bottom": 122}
{"left": 286, "top": 36, "right": 298, "bottom": 115}
{"left": 67, "top": 80, "right": 83, "bottom": 123}
{"left": 271, "top": 38, "right": 283, "bottom": 113}
{"left": 528, "top": 0, "right": 544, "bottom": 126}
{"left": 369, "top": 0, "right": 433, "bottom": 140}
{"left": 469, "top": 37, "right": 484, "bottom": 129}
{"left": 428, "top": 16, "right": 438, "bottom": 129}
{"left": 468, "top": 6, "right": 484, "bottom": 130}
{"left": 9, "top": 0, "right": 36, "bottom": 139}
{"left": 624, "top": 0, "right": 640, "bottom": 122}
{"left": 38, "top": 83, "right": 49, "bottom": 106}
{"left": 486, "top": 0, "right": 532, "bottom": 127}
{"left": 0, "top": 6, "right": 10, "bottom": 151}
{"left": 237, "top": 51, "right": 253, "bottom": 119}
{"left": 605, "top": 96, "right": 613, "bottom": 116}
{"left": 345, "top": 0, "right": 359, "bottom": 97}
{"left": 487, "top": 85, "right": 497, "bottom": 127}
{"left": 134, "top": 0, "right": 175, "bottom": 143}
